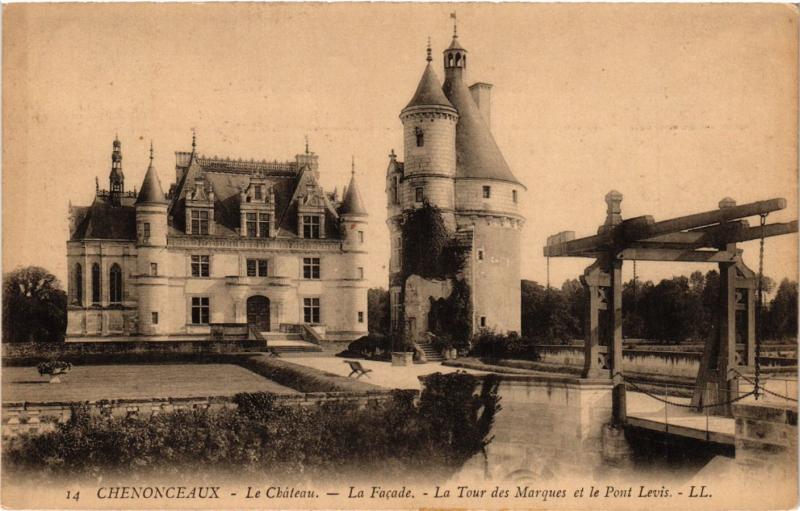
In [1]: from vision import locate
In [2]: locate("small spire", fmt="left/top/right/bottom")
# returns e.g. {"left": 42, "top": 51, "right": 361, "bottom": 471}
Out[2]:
{"left": 149, "top": 140, "right": 154, "bottom": 161}
{"left": 450, "top": 11, "right": 458, "bottom": 38}
{"left": 426, "top": 36, "right": 432, "bottom": 62}
{"left": 95, "top": 176, "right": 99, "bottom": 192}
{"left": 305, "top": 135, "right": 309, "bottom": 154}
{"left": 351, "top": 155, "right": 356, "bottom": 176}
{"left": 191, "top": 128, "right": 196, "bottom": 152}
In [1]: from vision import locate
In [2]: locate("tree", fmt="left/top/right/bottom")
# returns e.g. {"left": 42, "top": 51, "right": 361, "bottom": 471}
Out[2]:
{"left": 521, "top": 280, "right": 579, "bottom": 343}
{"left": 766, "top": 279, "right": 798, "bottom": 340}
{"left": 367, "top": 288, "right": 390, "bottom": 335}
{"left": 2, "top": 266, "right": 67, "bottom": 342}
{"left": 561, "top": 279, "right": 585, "bottom": 338}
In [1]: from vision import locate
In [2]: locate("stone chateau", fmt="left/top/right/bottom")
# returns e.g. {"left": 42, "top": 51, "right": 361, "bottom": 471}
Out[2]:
{"left": 66, "top": 135, "right": 369, "bottom": 342}
{"left": 386, "top": 26, "right": 525, "bottom": 341}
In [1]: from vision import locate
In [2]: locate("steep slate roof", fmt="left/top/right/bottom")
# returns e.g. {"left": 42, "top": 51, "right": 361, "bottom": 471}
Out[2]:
{"left": 136, "top": 157, "right": 168, "bottom": 204}
{"left": 168, "top": 154, "right": 342, "bottom": 239}
{"left": 339, "top": 173, "right": 367, "bottom": 216}
{"left": 70, "top": 197, "right": 136, "bottom": 240}
{"left": 442, "top": 40, "right": 523, "bottom": 187}
{"left": 404, "top": 63, "right": 454, "bottom": 111}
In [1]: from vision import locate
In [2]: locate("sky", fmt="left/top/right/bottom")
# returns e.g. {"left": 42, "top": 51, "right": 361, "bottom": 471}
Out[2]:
{"left": 3, "top": 3, "right": 798, "bottom": 292}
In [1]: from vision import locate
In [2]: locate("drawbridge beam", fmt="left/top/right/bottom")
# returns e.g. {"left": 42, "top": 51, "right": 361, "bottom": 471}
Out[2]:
{"left": 543, "top": 192, "right": 797, "bottom": 422}
{"left": 544, "top": 198, "right": 789, "bottom": 258}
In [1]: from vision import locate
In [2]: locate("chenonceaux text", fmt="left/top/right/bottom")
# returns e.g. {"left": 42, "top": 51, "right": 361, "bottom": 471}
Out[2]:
{"left": 96, "top": 486, "right": 221, "bottom": 499}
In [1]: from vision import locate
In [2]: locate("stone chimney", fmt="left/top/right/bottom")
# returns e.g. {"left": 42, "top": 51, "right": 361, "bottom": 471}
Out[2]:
{"left": 469, "top": 82, "right": 493, "bottom": 129}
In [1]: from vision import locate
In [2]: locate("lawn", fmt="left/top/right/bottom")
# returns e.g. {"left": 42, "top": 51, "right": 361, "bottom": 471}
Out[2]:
{"left": 2, "top": 363, "right": 299, "bottom": 403}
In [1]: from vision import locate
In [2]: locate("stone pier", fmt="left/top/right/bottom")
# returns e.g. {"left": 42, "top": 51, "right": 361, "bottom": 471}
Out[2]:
{"left": 732, "top": 401, "right": 797, "bottom": 481}
{"left": 477, "top": 374, "right": 617, "bottom": 480}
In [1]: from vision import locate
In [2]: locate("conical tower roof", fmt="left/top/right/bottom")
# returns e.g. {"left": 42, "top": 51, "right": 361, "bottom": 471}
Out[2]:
{"left": 404, "top": 56, "right": 454, "bottom": 111}
{"left": 443, "top": 47, "right": 522, "bottom": 186}
{"left": 339, "top": 169, "right": 367, "bottom": 216}
{"left": 136, "top": 144, "right": 167, "bottom": 205}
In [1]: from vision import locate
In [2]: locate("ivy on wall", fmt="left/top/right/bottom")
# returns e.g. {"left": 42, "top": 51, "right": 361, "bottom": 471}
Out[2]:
{"left": 428, "top": 278, "right": 472, "bottom": 347}
{"left": 398, "top": 202, "right": 472, "bottom": 346}
{"left": 400, "top": 202, "right": 468, "bottom": 279}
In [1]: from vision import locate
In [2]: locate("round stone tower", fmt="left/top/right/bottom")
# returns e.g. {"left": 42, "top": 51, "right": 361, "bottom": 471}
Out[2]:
{"left": 338, "top": 163, "right": 369, "bottom": 337}
{"left": 441, "top": 28, "right": 526, "bottom": 335}
{"left": 135, "top": 143, "right": 169, "bottom": 336}
{"left": 398, "top": 41, "right": 459, "bottom": 231}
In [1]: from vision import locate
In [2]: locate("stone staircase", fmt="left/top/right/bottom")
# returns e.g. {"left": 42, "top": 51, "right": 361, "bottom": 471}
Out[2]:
{"left": 261, "top": 332, "right": 322, "bottom": 354}
{"left": 417, "top": 341, "right": 444, "bottom": 362}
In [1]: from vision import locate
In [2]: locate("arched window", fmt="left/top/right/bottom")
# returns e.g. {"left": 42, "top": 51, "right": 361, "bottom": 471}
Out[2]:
{"left": 74, "top": 264, "right": 83, "bottom": 305}
{"left": 448, "top": 54, "right": 454, "bottom": 67}
{"left": 455, "top": 53, "right": 462, "bottom": 66}
{"left": 91, "top": 263, "right": 101, "bottom": 304}
{"left": 109, "top": 264, "right": 122, "bottom": 303}
{"left": 415, "top": 127, "right": 424, "bottom": 147}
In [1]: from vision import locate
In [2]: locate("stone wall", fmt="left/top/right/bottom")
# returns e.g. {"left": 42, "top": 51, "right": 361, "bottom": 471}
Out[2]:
{"left": 535, "top": 345, "right": 795, "bottom": 378}
{"left": 478, "top": 374, "right": 614, "bottom": 480}
{"left": 2, "top": 340, "right": 266, "bottom": 365}
{"left": 2, "top": 390, "right": 395, "bottom": 441}
{"left": 732, "top": 401, "right": 798, "bottom": 483}
{"left": 468, "top": 220, "right": 521, "bottom": 334}
{"left": 403, "top": 275, "right": 452, "bottom": 343}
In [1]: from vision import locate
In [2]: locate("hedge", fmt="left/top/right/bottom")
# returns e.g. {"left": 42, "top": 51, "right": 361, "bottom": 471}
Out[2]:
{"left": 3, "top": 373, "right": 501, "bottom": 483}
{"left": 234, "top": 354, "right": 383, "bottom": 393}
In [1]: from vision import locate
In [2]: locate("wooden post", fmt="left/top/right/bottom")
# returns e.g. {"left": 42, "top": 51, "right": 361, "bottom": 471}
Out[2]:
{"left": 718, "top": 261, "right": 739, "bottom": 415}
{"left": 746, "top": 286, "right": 756, "bottom": 367}
{"left": 581, "top": 260, "right": 610, "bottom": 379}
{"left": 610, "top": 258, "right": 626, "bottom": 424}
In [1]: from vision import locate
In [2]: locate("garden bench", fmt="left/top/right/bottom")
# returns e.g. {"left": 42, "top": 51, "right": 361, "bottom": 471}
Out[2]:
{"left": 345, "top": 360, "right": 372, "bottom": 379}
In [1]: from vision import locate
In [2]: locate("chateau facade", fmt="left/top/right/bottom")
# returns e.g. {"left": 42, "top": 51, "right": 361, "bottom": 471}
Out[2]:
{"left": 386, "top": 28, "right": 525, "bottom": 340}
{"left": 66, "top": 136, "right": 369, "bottom": 342}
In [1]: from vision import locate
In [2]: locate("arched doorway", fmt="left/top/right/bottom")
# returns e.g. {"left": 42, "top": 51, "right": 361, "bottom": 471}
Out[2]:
{"left": 247, "top": 295, "right": 270, "bottom": 332}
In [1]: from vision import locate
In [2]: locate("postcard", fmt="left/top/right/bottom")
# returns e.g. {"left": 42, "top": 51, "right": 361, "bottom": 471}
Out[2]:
{"left": 2, "top": 3, "right": 798, "bottom": 509}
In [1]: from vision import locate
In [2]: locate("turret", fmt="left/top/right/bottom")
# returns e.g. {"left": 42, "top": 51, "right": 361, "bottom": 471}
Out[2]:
{"left": 135, "top": 143, "right": 169, "bottom": 335}
{"left": 340, "top": 158, "right": 368, "bottom": 254}
{"left": 109, "top": 135, "right": 124, "bottom": 205}
{"left": 399, "top": 39, "right": 459, "bottom": 230}
{"left": 385, "top": 149, "right": 403, "bottom": 217}
{"left": 338, "top": 160, "right": 369, "bottom": 334}
{"left": 135, "top": 143, "right": 168, "bottom": 246}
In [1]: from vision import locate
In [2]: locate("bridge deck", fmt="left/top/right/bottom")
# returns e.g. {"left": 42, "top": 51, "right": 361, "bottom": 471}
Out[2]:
{"left": 626, "top": 391, "right": 735, "bottom": 445}
{"left": 626, "top": 377, "right": 797, "bottom": 446}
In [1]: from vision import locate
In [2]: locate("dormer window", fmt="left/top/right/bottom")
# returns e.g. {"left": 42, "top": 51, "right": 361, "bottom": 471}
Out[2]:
{"left": 245, "top": 212, "right": 271, "bottom": 238}
{"left": 190, "top": 210, "right": 210, "bottom": 235}
{"left": 415, "top": 127, "right": 424, "bottom": 147}
{"left": 303, "top": 215, "right": 321, "bottom": 239}
{"left": 240, "top": 182, "right": 275, "bottom": 239}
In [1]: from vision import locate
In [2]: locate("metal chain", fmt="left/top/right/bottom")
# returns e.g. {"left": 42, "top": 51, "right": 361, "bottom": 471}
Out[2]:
{"left": 755, "top": 213, "right": 768, "bottom": 400}
{"left": 731, "top": 369, "right": 798, "bottom": 402}
{"left": 613, "top": 373, "right": 756, "bottom": 409}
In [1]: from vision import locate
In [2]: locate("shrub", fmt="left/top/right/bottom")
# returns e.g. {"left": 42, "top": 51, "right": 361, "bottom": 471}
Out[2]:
{"left": 36, "top": 360, "right": 72, "bottom": 376}
{"left": 469, "top": 329, "right": 541, "bottom": 361}
{"left": 342, "top": 334, "right": 391, "bottom": 359}
{"left": 4, "top": 373, "right": 501, "bottom": 484}
{"left": 235, "top": 355, "right": 381, "bottom": 393}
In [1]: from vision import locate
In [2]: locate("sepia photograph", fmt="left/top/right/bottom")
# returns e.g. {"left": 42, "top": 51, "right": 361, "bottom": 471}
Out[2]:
{"left": 1, "top": 2, "right": 798, "bottom": 509}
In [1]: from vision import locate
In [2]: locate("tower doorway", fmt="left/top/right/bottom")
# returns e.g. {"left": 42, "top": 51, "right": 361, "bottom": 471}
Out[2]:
{"left": 247, "top": 295, "right": 270, "bottom": 332}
